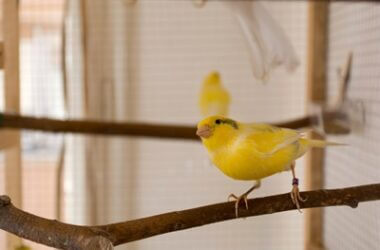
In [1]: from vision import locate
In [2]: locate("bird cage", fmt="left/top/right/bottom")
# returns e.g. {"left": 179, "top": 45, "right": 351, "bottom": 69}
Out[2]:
{"left": 0, "top": 1, "right": 377, "bottom": 250}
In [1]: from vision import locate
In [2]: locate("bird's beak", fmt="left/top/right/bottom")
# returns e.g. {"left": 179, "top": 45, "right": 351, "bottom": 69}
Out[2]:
{"left": 196, "top": 125, "right": 212, "bottom": 139}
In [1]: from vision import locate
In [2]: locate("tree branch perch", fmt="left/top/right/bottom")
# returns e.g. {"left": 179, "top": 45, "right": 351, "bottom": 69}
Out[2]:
{"left": 0, "top": 111, "right": 346, "bottom": 140}
{"left": 1, "top": 183, "right": 380, "bottom": 249}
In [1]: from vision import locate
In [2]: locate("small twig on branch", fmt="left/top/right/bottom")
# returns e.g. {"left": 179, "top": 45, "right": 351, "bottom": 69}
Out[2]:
{"left": 0, "top": 112, "right": 317, "bottom": 140}
{"left": 1, "top": 183, "right": 380, "bottom": 249}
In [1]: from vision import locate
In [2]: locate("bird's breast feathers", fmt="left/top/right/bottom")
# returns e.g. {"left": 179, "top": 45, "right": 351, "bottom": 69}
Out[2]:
{"left": 208, "top": 126, "right": 301, "bottom": 181}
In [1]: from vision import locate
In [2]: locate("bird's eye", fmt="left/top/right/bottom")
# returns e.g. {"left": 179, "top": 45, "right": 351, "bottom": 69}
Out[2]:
{"left": 215, "top": 119, "right": 222, "bottom": 125}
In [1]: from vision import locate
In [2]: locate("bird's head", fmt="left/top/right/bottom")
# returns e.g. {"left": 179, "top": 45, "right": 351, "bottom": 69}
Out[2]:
{"left": 196, "top": 116, "right": 239, "bottom": 150}
{"left": 203, "top": 71, "right": 221, "bottom": 87}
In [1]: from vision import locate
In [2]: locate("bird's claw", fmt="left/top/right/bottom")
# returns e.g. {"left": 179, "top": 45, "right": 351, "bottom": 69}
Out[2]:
{"left": 227, "top": 193, "right": 238, "bottom": 201}
{"left": 228, "top": 193, "right": 249, "bottom": 217}
{"left": 290, "top": 184, "right": 306, "bottom": 212}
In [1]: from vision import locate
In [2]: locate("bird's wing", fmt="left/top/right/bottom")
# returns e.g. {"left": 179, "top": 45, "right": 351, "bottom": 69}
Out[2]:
{"left": 243, "top": 123, "right": 302, "bottom": 157}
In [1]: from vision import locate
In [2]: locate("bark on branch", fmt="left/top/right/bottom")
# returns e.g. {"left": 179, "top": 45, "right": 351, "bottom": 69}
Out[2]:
{"left": 1, "top": 183, "right": 380, "bottom": 249}
{"left": 0, "top": 112, "right": 345, "bottom": 140}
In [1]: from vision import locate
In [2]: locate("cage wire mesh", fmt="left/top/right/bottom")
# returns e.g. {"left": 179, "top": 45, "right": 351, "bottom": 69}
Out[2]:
{"left": 324, "top": 2, "right": 380, "bottom": 250}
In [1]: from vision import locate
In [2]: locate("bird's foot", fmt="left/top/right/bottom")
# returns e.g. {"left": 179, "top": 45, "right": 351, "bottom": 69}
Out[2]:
{"left": 228, "top": 193, "right": 249, "bottom": 218}
{"left": 290, "top": 178, "right": 306, "bottom": 212}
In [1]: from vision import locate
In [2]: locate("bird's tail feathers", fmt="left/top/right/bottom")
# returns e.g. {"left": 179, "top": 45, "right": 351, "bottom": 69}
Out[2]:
{"left": 300, "top": 138, "right": 346, "bottom": 148}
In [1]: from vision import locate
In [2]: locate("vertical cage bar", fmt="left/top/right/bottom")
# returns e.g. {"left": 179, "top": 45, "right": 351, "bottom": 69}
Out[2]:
{"left": 305, "top": 2, "right": 329, "bottom": 250}
{"left": 2, "top": 0, "right": 22, "bottom": 248}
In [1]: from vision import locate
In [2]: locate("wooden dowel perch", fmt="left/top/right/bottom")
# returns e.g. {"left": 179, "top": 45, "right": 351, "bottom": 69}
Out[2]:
{"left": 1, "top": 183, "right": 380, "bottom": 249}
{"left": 0, "top": 112, "right": 200, "bottom": 140}
{"left": 0, "top": 112, "right": 339, "bottom": 140}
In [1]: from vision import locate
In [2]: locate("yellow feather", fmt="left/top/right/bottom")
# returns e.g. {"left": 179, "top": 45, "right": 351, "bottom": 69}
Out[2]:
{"left": 198, "top": 72, "right": 230, "bottom": 117}
{"left": 197, "top": 116, "right": 343, "bottom": 181}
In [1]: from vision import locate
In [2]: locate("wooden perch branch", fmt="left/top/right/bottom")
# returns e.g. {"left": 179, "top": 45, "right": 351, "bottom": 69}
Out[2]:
{"left": 0, "top": 112, "right": 318, "bottom": 140}
{"left": 1, "top": 183, "right": 380, "bottom": 249}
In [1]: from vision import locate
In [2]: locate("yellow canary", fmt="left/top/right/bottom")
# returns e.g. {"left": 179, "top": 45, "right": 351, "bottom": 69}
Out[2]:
{"left": 15, "top": 245, "right": 31, "bottom": 250}
{"left": 196, "top": 115, "right": 342, "bottom": 216}
{"left": 198, "top": 72, "right": 230, "bottom": 117}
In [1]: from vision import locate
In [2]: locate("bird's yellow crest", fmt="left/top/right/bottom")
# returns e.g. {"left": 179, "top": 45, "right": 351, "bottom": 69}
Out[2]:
{"left": 197, "top": 115, "right": 239, "bottom": 152}
{"left": 203, "top": 72, "right": 221, "bottom": 86}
